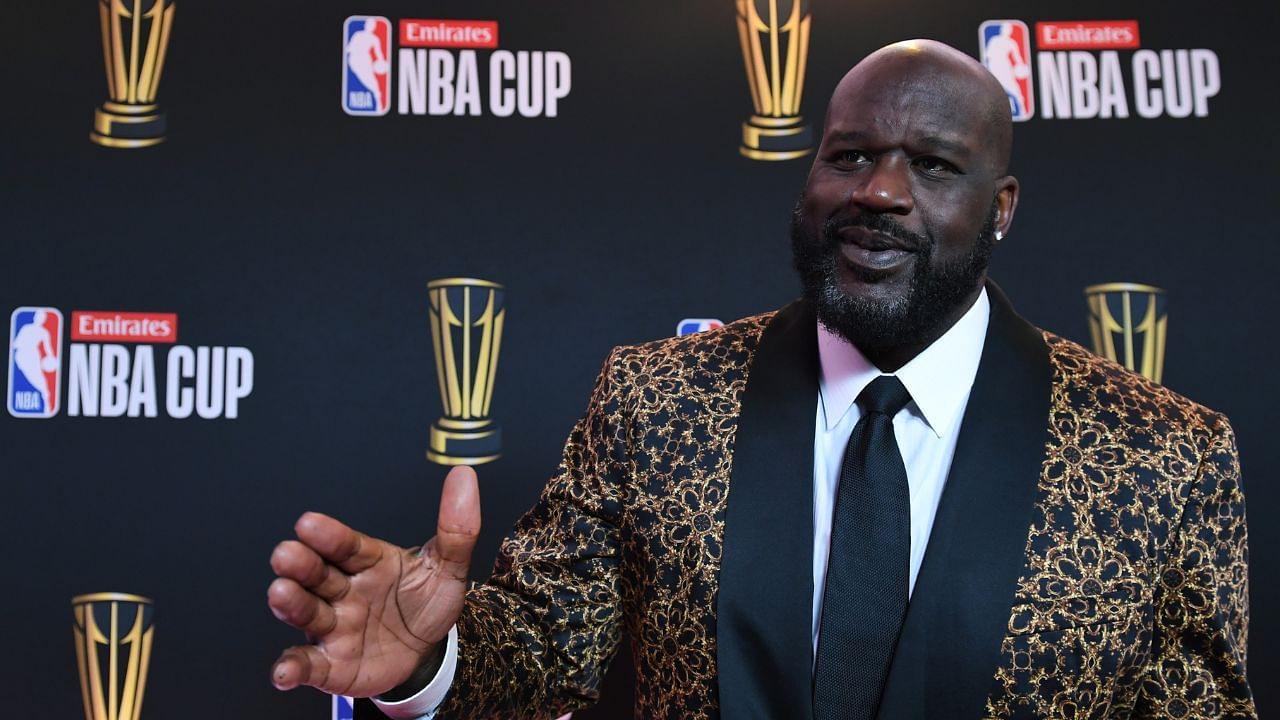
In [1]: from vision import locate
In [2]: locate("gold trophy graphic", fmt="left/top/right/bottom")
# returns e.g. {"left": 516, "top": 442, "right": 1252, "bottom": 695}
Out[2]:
{"left": 72, "top": 593, "right": 155, "bottom": 720}
{"left": 1085, "top": 283, "right": 1168, "bottom": 383}
{"left": 427, "top": 278, "right": 505, "bottom": 465}
{"left": 735, "top": 0, "right": 813, "bottom": 161}
{"left": 91, "top": 0, "right": 176, "bottom": 148}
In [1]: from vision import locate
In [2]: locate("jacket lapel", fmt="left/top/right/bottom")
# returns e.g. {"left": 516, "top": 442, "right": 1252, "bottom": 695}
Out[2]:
{"left": 716, "top": 298, "right": 818, "bottom": 720}
{"left": 876, "top": 282, "right": 1052, "bottom": 718}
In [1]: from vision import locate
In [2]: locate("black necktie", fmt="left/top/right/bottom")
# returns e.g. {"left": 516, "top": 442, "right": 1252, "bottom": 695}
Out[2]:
{"left": 813, "top": 375, "right": 913, "bottom": 720}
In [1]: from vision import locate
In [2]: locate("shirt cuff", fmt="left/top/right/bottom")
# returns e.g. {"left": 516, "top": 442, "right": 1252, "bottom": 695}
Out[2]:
{"left": 372, "top": 625, "right": 458, "bottom": 720}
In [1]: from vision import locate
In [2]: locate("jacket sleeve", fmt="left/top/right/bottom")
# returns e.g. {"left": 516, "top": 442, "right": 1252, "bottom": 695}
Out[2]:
{"left": 1134, "top": 416, "right": 1256, "bottom": 717}
{"left": 435, "top": 347, "right": 633, "bottom": 720}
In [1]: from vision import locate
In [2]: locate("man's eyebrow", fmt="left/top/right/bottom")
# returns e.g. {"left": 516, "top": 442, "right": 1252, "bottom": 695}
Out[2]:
{"left": 823, "top": 130, "right": 972, "bottom": 159}
{"left": 914, "top": 135, "right": 972, "bottom": 158}
{"left": 823, "top": 130, "right": 866, "bottom": 145}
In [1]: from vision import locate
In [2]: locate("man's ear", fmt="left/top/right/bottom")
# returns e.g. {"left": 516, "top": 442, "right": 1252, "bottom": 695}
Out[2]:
{"left": 994, "top": 176, "right": 1019, "bottom": 240}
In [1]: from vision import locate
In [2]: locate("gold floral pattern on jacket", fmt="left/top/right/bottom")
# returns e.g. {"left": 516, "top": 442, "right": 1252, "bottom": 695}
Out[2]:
{"left": 435, "top": 313, "right": 1253, "bottom": 719}
{"left": 984, "top": 333, "right": 1252, "bottom": 718}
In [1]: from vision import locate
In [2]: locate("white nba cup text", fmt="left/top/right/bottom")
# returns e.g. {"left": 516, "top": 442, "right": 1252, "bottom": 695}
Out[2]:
{"left": 398, "top": 50, "right": 571, "bottom": 117}
{"left": 1037, "top": 49, "right": 1220, "bottom": 119}
{"left": 67, "top": 344, "right": 254, "bottom": 419}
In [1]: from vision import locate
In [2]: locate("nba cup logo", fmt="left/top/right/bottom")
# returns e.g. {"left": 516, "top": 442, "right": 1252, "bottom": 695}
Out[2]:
{"left": 72, "top": 593, "right": 155, "bottom": 720}
{"left": 427, "top": 279, "right": 505, "bottom": 465}
{"left": 91, "top": 0, "right": 176, "bottom": 148}
{"left": 735, "top": 0, "right": 812, "bottom": 161}
{"left": 1085, "top": 283, "right": 1168, "bottom": 383}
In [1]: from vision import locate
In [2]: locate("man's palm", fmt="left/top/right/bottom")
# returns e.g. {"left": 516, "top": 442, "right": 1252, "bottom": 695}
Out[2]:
{"left": 268, "top": 466, "right": 480, "bottom": 698}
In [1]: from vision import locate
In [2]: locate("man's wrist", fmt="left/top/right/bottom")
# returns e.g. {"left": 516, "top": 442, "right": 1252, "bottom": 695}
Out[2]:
{"left": 379, "top": 642, "right": 447, "bottom": 702}
{"left": 373, "top": 626, "right": 459, "bottom": 719}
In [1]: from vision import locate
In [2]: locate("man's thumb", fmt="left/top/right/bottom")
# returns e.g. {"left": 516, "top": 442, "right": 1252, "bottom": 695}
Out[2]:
{"left": 434, "top": 465, "right": 481, "bottom": 566}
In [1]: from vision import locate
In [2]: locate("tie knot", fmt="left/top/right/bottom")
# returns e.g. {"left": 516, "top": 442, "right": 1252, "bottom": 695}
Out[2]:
{"left": 857, "top": 376, "right": 912, "bottom": 416}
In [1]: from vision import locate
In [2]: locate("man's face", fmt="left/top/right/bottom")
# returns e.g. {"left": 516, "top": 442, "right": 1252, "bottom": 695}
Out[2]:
{"left": 792, "top": 52, "right": 1015, "bottom": 353}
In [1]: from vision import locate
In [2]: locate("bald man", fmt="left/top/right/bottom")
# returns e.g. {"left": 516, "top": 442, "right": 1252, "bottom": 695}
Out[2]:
{"left": 268, "top": 40, "right": 1255, "bottom": 719}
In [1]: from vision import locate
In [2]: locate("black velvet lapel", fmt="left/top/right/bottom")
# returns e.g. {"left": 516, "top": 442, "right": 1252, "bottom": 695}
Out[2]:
{"left": 876, "top": 282, "right": 1052, "bottom": 718}
{"left": 716, "top": 298, "right": 819, "bottom": 720}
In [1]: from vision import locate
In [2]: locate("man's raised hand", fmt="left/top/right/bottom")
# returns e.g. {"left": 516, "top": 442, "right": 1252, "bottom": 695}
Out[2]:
{"left": 268, "top": 465, "right": 480, "bottom": 698}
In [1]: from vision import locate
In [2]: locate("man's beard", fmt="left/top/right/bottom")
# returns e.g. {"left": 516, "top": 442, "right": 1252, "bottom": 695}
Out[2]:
{"left": 790, "top": 197, "right": 998, "bottom": 354}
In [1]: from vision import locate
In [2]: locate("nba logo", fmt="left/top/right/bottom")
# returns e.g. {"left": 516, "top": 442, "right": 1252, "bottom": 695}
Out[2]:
{"left": 979, "top": 20, "right": 1035, "bottom": 121}
{"left": 7, "top": 307, "right": 63, "bottom": 418}
{"left": 342, "top": 16, "right": 392, "bottom": 116}
{"left": 677, "top": 318, "right": 724, "bottom": 336}
{"left": 332, "top": 695, "right": 355, "bottom": 720}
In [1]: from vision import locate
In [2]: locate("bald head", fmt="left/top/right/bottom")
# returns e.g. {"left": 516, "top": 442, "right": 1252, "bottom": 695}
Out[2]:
{"left": 827, "top": 39, "right": 1013, "bottom": 175}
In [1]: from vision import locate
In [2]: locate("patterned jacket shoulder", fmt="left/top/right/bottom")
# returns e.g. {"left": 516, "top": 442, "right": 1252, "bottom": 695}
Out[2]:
{"left": 1041, "top": 329, "right": 1233, "bottom": 465}
{"left": 601, "top": 311, "right": 778, "bottom": 411}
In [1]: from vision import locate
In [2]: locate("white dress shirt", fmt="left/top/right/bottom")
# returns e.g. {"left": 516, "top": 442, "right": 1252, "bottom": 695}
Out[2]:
{"left": 811, "top": 289, "right": 989, "bottom": 654}
{"left": 376, "top": 290, "right": 991, "bottom": 719}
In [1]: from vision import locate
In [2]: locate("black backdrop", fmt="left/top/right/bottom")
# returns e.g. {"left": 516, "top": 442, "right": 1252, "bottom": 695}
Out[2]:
{"left": 3, "top": 0, "right": 1278, "bottom": 717}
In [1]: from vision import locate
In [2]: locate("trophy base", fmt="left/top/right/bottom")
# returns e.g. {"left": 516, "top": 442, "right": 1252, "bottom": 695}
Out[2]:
{"left": 90, "top": 102, "right": 167, "bottom": 149}
{"left": 427, "top": 420, "right": 502, "bottom": 466}
{"left": 740, "top": 115, "right": 812, "bottom": 161}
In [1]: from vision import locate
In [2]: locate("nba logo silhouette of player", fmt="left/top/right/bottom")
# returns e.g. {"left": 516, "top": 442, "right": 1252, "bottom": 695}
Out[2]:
{"left": 9, "top": 308, "right": 61, "bottom": 416}
{"left": 979, "top": 20, "right": 1034, "bottom": 121}
{"left": 344, "top": 17, "right": 390, "bottom": 114}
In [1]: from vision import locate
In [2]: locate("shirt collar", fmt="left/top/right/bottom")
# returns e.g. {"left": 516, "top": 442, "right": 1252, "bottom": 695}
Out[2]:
{"left": 816, "top": 288, "right": 991, "bottom": 438}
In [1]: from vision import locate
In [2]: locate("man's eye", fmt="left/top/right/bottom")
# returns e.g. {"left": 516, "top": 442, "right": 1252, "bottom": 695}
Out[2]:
{"left": 833, "top": 150, "right": 871, "bottom": 166}
{"left": 915, "top": 156, "right": 958, "bottom": 175}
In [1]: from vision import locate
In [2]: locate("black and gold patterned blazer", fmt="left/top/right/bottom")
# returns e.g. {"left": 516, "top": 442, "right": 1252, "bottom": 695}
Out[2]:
{"left": 436, "top": 283, "right": 1253, "bottom": 719}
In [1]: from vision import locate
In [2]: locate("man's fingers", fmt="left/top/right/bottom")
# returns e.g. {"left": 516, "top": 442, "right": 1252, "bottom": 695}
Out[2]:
{"left": 434, "top": 466, "right": 482, "bottom": 567}
{"left": 270, "top": 540, "right": 351, "bottom": 601}
{"left": 267, "top": 578, "right": 339, "bottom": 637}
{"left": 272, "top": 644, "right": 332, "bottom": 691}
{"left": 294, "top": 511, "right": 385, "bottom": 574}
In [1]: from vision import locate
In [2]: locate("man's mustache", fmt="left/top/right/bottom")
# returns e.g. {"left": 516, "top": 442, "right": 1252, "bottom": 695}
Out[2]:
{"left": 822, "top": 213, "right": 929, "bottom": 253}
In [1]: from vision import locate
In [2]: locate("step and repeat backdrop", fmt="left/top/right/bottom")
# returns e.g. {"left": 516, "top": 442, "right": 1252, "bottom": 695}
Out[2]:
{"left": 3, "top": 0, "right": 1277, "bottom": 718}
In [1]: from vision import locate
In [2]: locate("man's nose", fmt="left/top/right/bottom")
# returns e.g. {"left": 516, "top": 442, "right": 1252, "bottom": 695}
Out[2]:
{"left": 848, "top": 156, "right": 914, "bottom": 215}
